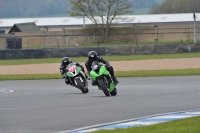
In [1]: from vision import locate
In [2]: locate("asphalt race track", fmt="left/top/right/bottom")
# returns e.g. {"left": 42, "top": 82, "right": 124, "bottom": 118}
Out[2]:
{"left": 0, "top": 76, "right": 200, "bottom": 133}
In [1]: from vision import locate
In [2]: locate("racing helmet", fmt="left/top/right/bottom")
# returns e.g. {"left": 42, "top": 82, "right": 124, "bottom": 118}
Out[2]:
{"left": 88, "top": 51, "right": 97, "bottom": 61}
{"left": 62, "top": 57, "right": 70, "bottom": 66}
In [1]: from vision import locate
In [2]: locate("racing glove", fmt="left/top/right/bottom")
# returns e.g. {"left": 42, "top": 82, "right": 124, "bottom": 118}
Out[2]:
{"left": 76, "top": 63, "right": 81, "bottom": 66}
{"left": 105, "top": 62, "right": 111, "bottom": 68}
{"left": 76, "top": 63, "right": 85, "bottom": 72}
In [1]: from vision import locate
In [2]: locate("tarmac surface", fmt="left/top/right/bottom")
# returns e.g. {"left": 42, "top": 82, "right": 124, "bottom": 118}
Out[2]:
{"left": 0, "top": 76, "right": 200, "bottom": 133}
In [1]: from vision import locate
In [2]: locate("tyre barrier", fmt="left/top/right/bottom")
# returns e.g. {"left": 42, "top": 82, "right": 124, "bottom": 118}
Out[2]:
{"left": 0, "top": 44, "right": 200, "bottom": 60}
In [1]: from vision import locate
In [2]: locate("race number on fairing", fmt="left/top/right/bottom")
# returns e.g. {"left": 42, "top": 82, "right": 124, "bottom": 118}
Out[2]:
{"left": 68, "top": 66, "right": 76, "bottom": 72}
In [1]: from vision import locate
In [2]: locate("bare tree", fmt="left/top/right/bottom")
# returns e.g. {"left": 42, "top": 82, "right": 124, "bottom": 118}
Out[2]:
{"left": 69, "top": 0, "right": 133, "bottom": 43}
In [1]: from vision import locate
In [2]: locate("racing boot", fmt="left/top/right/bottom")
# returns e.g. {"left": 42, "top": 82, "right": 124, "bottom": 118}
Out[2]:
{"left": 65, "top": 77, "right": 71, "bottom": 85}
{"left": 91, "top": 79, "right": 97, "bottom": 86}
{"left": 87, "top": 76, "right": 91, "bottom": 80}
{"left": 112, "top": 76, "right": 119, "bottom": 84}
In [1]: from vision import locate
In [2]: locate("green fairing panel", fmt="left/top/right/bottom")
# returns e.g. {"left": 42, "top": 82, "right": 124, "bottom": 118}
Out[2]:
{"left": 109, "top": 82, "right": 115, "bottom": 92}
{"left": 99, "top": 66, "right": 109, "bottom": 75}
{"left": 76, "top": 66, "right": 81, "bottom": 73}
{"left": 66, "top": 72, "right": 73, "bottom": 77}
{"left": 90, "top": 66, "right": 109, "bottom": 80}
{"left": 66, "top": 66, "right": 81, "bottom": 77}
{"left": 90, "top": 71, "right": 98, "bottom": 80}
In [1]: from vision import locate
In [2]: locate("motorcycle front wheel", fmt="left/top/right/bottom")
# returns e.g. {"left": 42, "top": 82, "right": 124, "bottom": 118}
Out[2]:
{"left": 98, "top": 79, "right": 110, "bottom": 96}
{"left": 75, "top": 78, "right": 87, "bottom": 93}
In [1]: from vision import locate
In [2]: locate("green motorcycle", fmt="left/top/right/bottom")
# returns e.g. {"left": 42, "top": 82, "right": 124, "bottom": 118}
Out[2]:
{"left": 65, "top": 63, "right": 89, "bottom": 93}
{"left": 90, "top": 61, "right": 117, "bottom": 96}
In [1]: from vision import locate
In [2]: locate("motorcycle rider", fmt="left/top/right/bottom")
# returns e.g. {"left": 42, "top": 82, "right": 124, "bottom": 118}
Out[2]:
{"left": 59, "top": 57, "right": 87, "bottom": 85}
{"left": 85, "top": 51, "right": 119, "bottom": 86}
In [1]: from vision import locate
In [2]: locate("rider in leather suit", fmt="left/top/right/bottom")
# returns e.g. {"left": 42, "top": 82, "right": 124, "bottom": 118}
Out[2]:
{"left": 59, "top": 57, "right": 87, "bottom": 85}
{"left": 85, "top": 51, "right": 119, "bottom": 85}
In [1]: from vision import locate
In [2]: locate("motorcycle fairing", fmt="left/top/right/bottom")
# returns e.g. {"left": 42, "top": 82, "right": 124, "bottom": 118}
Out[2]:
{"left": 66, "top": 66, "right": 82, "bottom": 77}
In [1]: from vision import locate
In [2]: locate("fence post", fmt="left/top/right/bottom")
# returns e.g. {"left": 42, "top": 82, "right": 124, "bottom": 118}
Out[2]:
{"left": 193, "top": 13, "right": 197, "bottom": 44}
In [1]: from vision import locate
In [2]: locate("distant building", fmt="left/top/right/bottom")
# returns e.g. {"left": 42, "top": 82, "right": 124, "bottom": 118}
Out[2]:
{"left": 8, "top": 22, "right": 41, "bottom": 33}
{"left": 0, "top": 13, "right": 199, "bottom": 34}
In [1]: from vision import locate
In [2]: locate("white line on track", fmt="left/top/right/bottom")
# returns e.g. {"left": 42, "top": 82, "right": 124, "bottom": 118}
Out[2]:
{"left": 0, "top": 90, "right": 14, "bottom": 94}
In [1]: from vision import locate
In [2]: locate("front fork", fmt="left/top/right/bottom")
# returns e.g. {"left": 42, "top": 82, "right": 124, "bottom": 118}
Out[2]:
{"left": 107, "top": 74, "right": 113, "bottom": 84}
{"left": 74, "top": 74, "right": 88, "bottom": 88}
{"left": 97, "top": 74, "right": 112, "bottom": 88}
{"left": 74, "top": 77, "right": 84, "bottom": 86}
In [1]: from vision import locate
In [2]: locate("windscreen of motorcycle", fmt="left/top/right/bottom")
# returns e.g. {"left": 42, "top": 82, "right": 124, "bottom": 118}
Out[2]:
{"left": 66, "top": 63, "right": 77, "bottom": 72}
{"left": 91, "top": 61, "right": 101, "bottom": 71}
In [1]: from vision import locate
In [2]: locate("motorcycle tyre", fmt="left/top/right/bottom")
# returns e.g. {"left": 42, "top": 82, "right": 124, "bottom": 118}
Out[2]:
{"left": 99, "top": 79, "right": 110, "bottom": 97}
{"left": 85, "top": 87, "right": 89, "bottom": 93}
{"left": 75, "top": 78, "right": 86, "bottom": 93}
{"left": 110, "top": 88, "right": 117, "bottom": 96}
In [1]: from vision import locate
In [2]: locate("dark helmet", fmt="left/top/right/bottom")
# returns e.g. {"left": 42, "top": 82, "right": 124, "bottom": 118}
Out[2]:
{"left": 62, "top": 57, "right": 70, "bottom": 66}
{"left": 88, "top": 51, "right": 97, "bottom": 61}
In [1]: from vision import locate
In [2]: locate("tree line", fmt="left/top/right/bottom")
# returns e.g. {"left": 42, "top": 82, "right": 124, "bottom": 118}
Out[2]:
{"left": 0, "top": 0, "right": 70, "bottom": 18}
{"left": 150, "top": 0, "right": 200, "bottom": 14}
{"left": 133, "top": 0, "right": 155, "bottom": 8}
{"left": 0, "top": 0, "right": 158, "bottom": 18}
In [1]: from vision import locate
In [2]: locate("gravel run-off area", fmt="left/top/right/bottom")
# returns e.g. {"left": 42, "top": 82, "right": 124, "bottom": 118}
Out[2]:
{"left": 0, "top": 58, "right": 200, "bottom": 75}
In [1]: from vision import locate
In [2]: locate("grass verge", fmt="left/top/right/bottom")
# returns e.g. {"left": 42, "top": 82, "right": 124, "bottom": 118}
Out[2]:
{"left": 116, "top": 68, "right": 200, "bottom": 77}
{"left": 0, "top": 53, "right": 200, "bottom": 65}
{"left": 80, "top": 40, "right": 200, "bottom": 46}
{"left": 92, "top": 116, "right": 200, "bottom": 133}
{"left": 0, "top": 68, "right": 200, "bottom": 80}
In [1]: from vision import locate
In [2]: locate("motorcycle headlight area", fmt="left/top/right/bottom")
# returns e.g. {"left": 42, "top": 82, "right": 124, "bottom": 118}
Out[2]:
{"left": 93, "top": 65, "right": 98, "bottom": 70}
